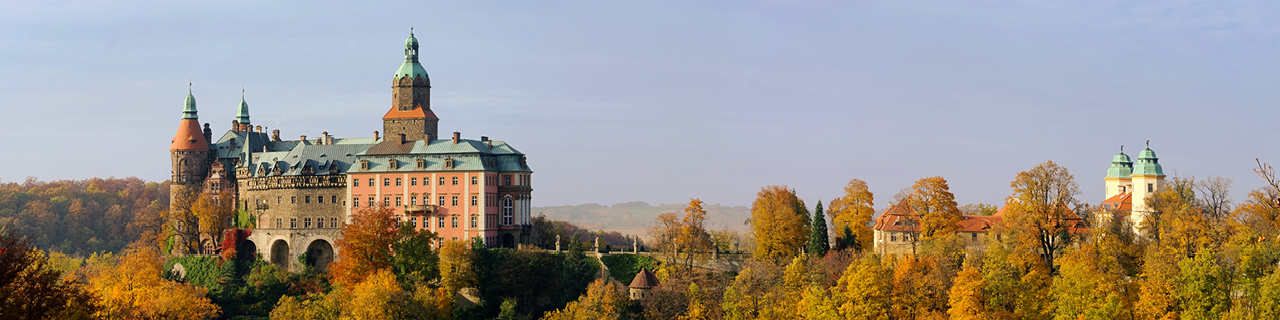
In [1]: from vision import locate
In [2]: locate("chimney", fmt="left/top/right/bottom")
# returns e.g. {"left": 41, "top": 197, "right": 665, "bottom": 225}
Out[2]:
{"left": 480, "top": 136, "right": 488, "bottom": 142}
{"left": 256, "top": 125, "right": 262, "bottom": 133}
{"left": 452, "top": 132, "right": 460, "bottom": 144}
{"left": 300, "top": 135, "right": 307, "bottom": 142}
{"left": 271, "top": 129, "right": 281, "bottom": 141}
{"left": 231, "top": 120, "right": 238, "bottom": 131}
{"left": 481, "top": 136, "right": 490, "bottom": 149}
{"left": 423, "top": 134, "right": 432, "bottom": 143}
{"left": 398, "top": 134, "right": 406, "bottom": 144}
{"left": 202, "top": 123, "right": 212, "bottom": 143}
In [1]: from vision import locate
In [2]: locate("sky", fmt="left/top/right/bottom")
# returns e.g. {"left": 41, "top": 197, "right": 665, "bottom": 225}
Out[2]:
{"left": 3, "top": 0, "right": 1280, "bottom": 209}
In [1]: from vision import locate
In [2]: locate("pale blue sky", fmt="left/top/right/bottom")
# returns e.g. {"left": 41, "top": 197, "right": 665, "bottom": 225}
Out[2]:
{"left": 3, "top": 1, "right": 1279, "bottom": 208}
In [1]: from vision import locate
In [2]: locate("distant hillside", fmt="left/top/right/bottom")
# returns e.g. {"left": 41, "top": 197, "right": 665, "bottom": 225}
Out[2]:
{"left": 532, "top": 201, "right": 751, "bottom": 231}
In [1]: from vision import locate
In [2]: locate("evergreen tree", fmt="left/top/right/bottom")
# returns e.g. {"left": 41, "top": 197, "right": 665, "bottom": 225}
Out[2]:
{"left": 809, "top": 202, "right": 830, "bottom": 257}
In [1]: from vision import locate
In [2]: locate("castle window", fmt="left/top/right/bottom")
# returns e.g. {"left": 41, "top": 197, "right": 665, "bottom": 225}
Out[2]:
{"left": 471, "top": 176, "right": 478, "bottom": 185}
{"left": 444, "top": 158, "right": 454, "bottom": 169}
{"left": 452, "top": 216, "right": 458, "bottom": 228}
{"left": 411, "top": 197, "right": 417, "bottom": 205}
{"left": 439, "top": 177, "right": 445, "bottom": 185}
{"left": 332, "top": 196, "right": 337, "bottom": 204}
{"left": 471, "top": 195, "right": 478, "bottom": 206}
{"left": 470, "top": 215, "right": 477, "bottom": 228}
{"left": 396, "top": 197, "right": 402, "bottom": 206}
{"left": 1148, "top": 183, "right": 1154, "bottom": 192}
{"left": 318, "top": 195, "right": 324, "bottom": 204}
{"left": 451, "top": 196, "right": 458, "bottom": 206}
{"left": 891, "top": 232, "right": 898, "bottom": 242}
{"left": 369, "top": 197, "right": 375, "bottom": 207}
{"left": 290, "top": 218, "right": 297, "bottom": 229}
{"left": 389, "top": 159, "right": 399, "bottom": 170}
{"left": 384, "top": 178, "right": 390, "bottom": 186}
{"left": 384, "top": 197, "right": 390, "bottom": 206}
{"left": 396, "top": 178, "right": 402, "bottom": 186}
{"left": 416, "top": 159, "right": 426, "bottom": 169}
{"left": 503, "top": 196, "right": 514, "bottom": 226}
{"left": 439, "top": 196, "right": 445, "bottom": 206}
{"left": 504, "top": 175, "right": 512, "bottom": 186}
{"left": 353, "top": 178, "right": 360, "bottom": 187}
{"left": 291, "top": 196, "right": 297, "bottom": 204}
{"left": 353, "top": 197, "right": 359, "bottom": 207}
{"left": 369, "top": 178, "right": 374, "bottom": 186}
{"left": 305, "top": 218, "right": 312, "bottom": 229}
{"left": 305, "top": 196, "right": 311, "bottom": 204}
{"left": 452, "top": 177, "right": 458, "bottom": 185}
{"left": 439, "top": 215, "right": 445, "bottom": 228}
{"left": 330, "top": 218, "right": 338, "bottom": 228}
{"left": 276, "top": 218, "right": 282, "bottom": 229}
{"left": 411, "top": 178, "right": 417, "bottom": 186}
{"left": 360, "top": 160, "right": 370, "bottom": 170}
{"left": 277, "top": 196, "right": 281, "bottom": 204}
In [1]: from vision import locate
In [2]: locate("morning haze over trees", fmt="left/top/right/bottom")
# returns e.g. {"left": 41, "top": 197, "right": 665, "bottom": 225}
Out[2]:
{"left": 6, "top": 155, "right": 1280, "bottom": 319}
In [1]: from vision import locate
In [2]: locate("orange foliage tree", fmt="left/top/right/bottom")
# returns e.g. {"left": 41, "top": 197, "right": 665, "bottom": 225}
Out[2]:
{"left": 750, "top": 185, "right": 811, "bottom": 262}
{"left": 909, "top": 177, "right": 962, "bottom": 240}
{"left": 828, "top": 179, "right": 875, "bottom": 253}
{"left": 541, "top": 278, "right": 629, "bottom": 320}
{"left": 329, "top": 206, "right": 399, "bottom": 287}
{"left": 85, "top": 244, "right": 220, "bottom": 319}
{"left": 1005, "top": 161, "right": 1080, "bottom": 269}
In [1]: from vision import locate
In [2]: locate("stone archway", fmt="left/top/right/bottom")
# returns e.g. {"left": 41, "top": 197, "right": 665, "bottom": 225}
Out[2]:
{"left": 305, "top": 239, "right": 335, "bottom": 272}
{"left": 237, "top": 240, "right": 258, "bottom": 262}
{"left": 270, "top": 239, "right": 290, "bottom": 270}
{"left": 503, "top": 233, "right": 515, "bottom": 248}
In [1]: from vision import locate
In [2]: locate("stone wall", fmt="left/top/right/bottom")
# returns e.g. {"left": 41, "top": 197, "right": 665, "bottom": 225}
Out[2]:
{"left": 237, "top": 176, "right": 348, "bottom": 231}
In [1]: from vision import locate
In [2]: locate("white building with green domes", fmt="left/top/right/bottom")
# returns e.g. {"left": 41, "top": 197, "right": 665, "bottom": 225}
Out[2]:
{"left": 1101, "top": 141, "right": 1166, "bottom": 232}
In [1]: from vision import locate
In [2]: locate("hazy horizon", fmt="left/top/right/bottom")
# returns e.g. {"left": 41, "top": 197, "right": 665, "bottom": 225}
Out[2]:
{"left": 4, "top": 1, "right": 1280, "bottom": 208}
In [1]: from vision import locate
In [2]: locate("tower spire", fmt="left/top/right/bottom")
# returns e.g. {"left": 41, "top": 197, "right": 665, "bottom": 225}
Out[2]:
{"left": 236, "top": 88, "right": 251, "bottom": 126}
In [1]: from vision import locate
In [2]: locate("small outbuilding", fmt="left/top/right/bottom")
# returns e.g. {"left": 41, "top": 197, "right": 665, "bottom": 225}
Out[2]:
{"left": 628, "top": 268, "right": 660, "bottom": 300}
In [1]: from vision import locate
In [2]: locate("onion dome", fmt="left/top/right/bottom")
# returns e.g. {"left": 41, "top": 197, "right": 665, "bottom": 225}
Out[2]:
{"left": 394, "top": 29, "right": 430, "bottom": 80}
{"left": 1132, "top": 140, "right": 1164, "bottom": 176}
{"left": 1106, "top": 146, "right": 1133, "bottom": 178}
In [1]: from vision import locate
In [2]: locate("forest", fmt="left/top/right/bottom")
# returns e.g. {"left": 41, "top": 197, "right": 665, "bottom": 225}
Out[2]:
{"left": 4, "top": 157, "right": 1280, "bottom": 319}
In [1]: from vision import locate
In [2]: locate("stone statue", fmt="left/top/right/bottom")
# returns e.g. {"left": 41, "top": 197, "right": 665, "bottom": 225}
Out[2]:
{"left": 633, "top": 238, "right": 639, "bottom": 253}
{"left": 594, "top": 236, "right": 600, "bottom": 252}
{"left": 555, "top": 234, "right": 561, "bottom": 252}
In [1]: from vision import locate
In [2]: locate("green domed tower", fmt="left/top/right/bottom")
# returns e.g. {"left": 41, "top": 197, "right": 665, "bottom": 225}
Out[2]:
{"left": 1130, "top": 140, "right": 1165, "bottom": 229}
{"left": 1105, "top": 146, "right": 1134, "bottom": 198}
{"left": 383, "top": 29, "right": 439, "bottom": 142}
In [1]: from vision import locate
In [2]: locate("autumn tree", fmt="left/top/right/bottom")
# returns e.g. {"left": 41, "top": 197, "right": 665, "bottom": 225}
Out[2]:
{"left": 890, "top": 255, "right": 951, "bottom": 319}
{"left": 1005, "top": 161, "right": 1080, "bottom": 269}
{"left": 909, "top": 177, "right": 962, "bottom": 240}
{"left": 330, "top": 206, "right": 400, "bottom": 287}
{"left": 439, "top": 239, "right": 478, "bottom": 294}
{"left": 946, "top": 265, "right": 986, "bottom": 320}
{"left": 167, "top": 187, "right": 201, "bottom": 254}
{"left": 750, "top": 185, "right": 811, "bottom": 262}
{"left": 393, "top": 223, "right": 440, "bottom": 284}
{"left": 828, "top": 179, "right": 875, "bottom": 253}
{"left": 677, "top": 198, "right": 713, "bottom": 269}
{"left": 85, "top": 243, "right": 220, "bottom": 319}
{"left": 649, "top": 211, "right": 681, "bottom": 266}
{"left": 1050, "top": 243, "right": 1128, "bottom": 320}
{"left": 833, "top": 255, "right": 892, "bottom": 319}
{"left": 0, "top": 229, "right": 97, "bottom": 320}
{"left": 809, "top": 202, "right": 830, "bottom": 257}
{"left": 541, "top": 279, "right": 629, "bottom": 320}
{"left": 190, "top": 189, "right": 235, "bottom": 253}
{"left": 1143, "top": 177, "right": 1213, "bottom": 258}
{"left": 680, "top": 282, "right": 708, "bottom": 320}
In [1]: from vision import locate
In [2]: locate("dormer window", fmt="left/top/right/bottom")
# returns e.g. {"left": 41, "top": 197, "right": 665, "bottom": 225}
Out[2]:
{"left": 360, "top": 160, "right": 370, "bottom": 171}
{"left": 416, "top": 159, "right": 426, "bottom": 169}
{"left": 444, "top": 158, "right": 454, "bottom": 170}
{"left": 389, "top": 159, "right": 399, "bottom": 170}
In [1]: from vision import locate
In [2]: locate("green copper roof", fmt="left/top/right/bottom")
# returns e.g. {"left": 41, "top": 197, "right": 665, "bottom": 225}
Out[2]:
{"left": 1132, "top": 141, "right": 1164, "bottom": 176}
{"left": 182, "top": 87, "right": 198, "bottom": 120}
{"left": 1106, "top": 146, "right": 1133, "bottom": 178}
{"left": 236, "top": 95, "right": 251, "bottom": 124}
{"left": 394, "top": 31, "right": 430, "bottom": 79}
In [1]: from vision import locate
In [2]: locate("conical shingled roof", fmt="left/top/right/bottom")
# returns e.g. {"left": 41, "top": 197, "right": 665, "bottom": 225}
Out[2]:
{"left": 628, "top": 268, "right": 659, "bottom": 289}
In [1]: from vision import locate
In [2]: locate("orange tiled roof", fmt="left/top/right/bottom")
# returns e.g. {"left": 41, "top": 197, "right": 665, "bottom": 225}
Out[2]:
{"left": 873, "top": 199, "right": 921, "bottom": 231}
{"left": 957, "top": 215, "right": 1004, "bottom": 233}
{"left": 169, "top": 119, "right": 209, "bottom": 151}
{"left": 382, "top": 105, "right": 440, "bottom": 120}
{"left": 1101, "top": 192, "right": 1132, "bottom": 212}
{"left": 628, "top": 268, "right": 659, "bottom": 289}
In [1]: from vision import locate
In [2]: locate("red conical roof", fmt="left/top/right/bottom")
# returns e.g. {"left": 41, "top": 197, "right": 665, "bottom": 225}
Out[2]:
{"left": 169, "top": 119, "right": 209, "bottom": 151}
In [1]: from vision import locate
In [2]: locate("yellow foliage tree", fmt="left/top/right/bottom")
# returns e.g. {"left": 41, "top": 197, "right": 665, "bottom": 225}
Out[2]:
{"left": 85, "top": 245, "right": 220, "bottom": 319}
{"left": 1005, "top": 160, "right": 1080, "bottom": 270}
{"left": 190, "top": 190, "right": 235, "bottom": 253}
{"left": 677, "top": 199, "right": 714, "bottom": 269}
{"left": 828, "top": 179, "right": 875, "bottom": 252}
{"left": 909, "top": 177, "right": 961, "bottom": 240}
{"left": 541, "top": 279, "right": 628, "bottom": 320}
{"left": 347, "top": 269, "right": 408, "bottom": 320}
{"left": 833, "top": 255, "right": 892, "bottom": 320}
{"left": 890, "top": 255, "right": 949, "bottom": 319}
{"left": 751, "top": 185, "right": 811, "bottom": 262}
{"left": 439, "top": 239, "right": 478, "bottom": 294}
{"left": 680, "top": 282, "right": 708, "bottom": 320}
{"left": 947, "top": 266, "right": 986, "bottom": 320}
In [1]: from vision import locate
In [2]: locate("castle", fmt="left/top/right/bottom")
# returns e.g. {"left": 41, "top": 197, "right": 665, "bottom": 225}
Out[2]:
{"left": 167, "top": 31, "right": 535, "bottom": 271}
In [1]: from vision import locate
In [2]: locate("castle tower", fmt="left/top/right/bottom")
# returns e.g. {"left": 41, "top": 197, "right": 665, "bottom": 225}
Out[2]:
{"left": 235, "top": 91, "right": 251, "bottom": 131}
{"left": 1104, "top": 146, "right": 1133, "bottom": 199}
{"left": 1129, "top": 141, "right": 1165, "bottom": 228}
{"left": 170, "top": 86, "right": 212, "bottom": 253}
{"left": 383, "top": 29, "right": 439, "bottom": 142}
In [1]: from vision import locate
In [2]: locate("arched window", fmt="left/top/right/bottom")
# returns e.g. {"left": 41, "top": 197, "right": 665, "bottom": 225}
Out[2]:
{"left": 502, "top": 196, "right": 514, "bottom": 226}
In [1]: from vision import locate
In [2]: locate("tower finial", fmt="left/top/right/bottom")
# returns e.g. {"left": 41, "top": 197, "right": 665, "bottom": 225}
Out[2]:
{"left": 1120, "top": 145, "right": 1124, "bottom": 153}
{"left": 1146, "top": 140, "right": 1150, "bottom": 148}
